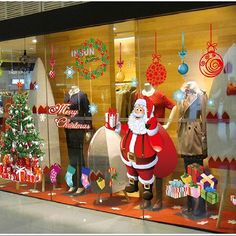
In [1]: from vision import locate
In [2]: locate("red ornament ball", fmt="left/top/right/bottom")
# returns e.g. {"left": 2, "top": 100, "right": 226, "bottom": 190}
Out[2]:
{"left": 146, "top": 54, "right": 167, "bottom": 86}
{"left": 11, "top": 147, "right": 15, "bottom": 153}
{"left": 199, "top": 51, "right": 224, "bottom": 78}
{"left": 49, "top": 70, "right": 56, "bottom": 79}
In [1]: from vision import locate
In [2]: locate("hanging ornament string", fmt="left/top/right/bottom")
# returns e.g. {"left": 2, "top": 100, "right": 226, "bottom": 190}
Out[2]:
{"left": 146, "top": 31, "right": 167, "bottom": 86}
{"left": 178, "top": 32, "right": 189, "bottom": 75}
{"left": 117, "top": 42, "right": 124, "bottom": 69}
{"left": 49, "top": 44, "right": 56, "bottom": 79}
{"left": 155, "top": 31, "right": 157, "bottom": 54}
{"left": 199, "top": 23, "right": 224, "bottom": 78}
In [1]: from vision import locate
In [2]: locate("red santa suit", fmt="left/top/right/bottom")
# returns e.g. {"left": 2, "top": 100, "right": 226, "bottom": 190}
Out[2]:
{"left": 120, "top": 97, "right": 161, "bottom": 187}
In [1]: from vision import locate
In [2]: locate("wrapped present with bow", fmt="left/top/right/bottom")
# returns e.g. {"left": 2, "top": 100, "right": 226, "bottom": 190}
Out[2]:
{"left": 16, "top": 166, "right": 26, "bottom": 182}
{"left": 189, "top": 182, "right": 203, "bottom": 198}
{"left": 105, "top": 108, "right": 119, "bottom": 130}
{"left": 197, "top": 172, "right": 218, "bottom": 189}
{"left": 201, "top": 187, "right": 219, "bottom": 204}
{"left": 166, "top": 179, "right": 188, "bottom": 199}
{"left": 230, "top": 195, "right": 236, "bottom": 205}
{"left": 187, "top": 163, "right": 204, "bottom": 183}
{"left": 180, "top": 173, "right": 192, "bottom": 184}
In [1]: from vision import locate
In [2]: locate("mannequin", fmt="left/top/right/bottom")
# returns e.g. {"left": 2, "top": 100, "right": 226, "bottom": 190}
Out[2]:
{"left": 64, "top": 85, "right": 92, "bottom": 195}
{"left": 141, "top": 82, "right": 177, "bottom": 210}
{"left": 178, "top": 80, "right": 207, "bottom": 217}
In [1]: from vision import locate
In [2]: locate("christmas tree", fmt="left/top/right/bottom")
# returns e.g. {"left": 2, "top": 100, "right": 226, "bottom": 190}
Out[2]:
{"left": 0, "top": 92, "right": 44, "bottom": 160}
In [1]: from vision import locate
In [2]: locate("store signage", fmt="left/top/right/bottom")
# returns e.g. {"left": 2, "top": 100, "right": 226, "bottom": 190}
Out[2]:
{"left": 75, "top": 38, "right": 109, "bottom": 80}
{"left": 48, "top": 103, "right": 91, "bottom": 130}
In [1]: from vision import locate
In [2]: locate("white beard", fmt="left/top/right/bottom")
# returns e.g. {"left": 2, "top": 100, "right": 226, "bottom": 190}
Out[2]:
{"left": 128, "top": 112, "right": 147, "bottom": 135}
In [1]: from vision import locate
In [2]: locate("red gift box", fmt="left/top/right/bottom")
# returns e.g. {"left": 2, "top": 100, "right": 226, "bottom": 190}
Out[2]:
{"left": 16, "top": 167, "right": 26, "bottom": 182}
{"left": 187, "top": 163, "right": 204, "bottom": 183}
{"left": 0, "top": 163, "right": 3, "bottom": 174}
{"left": 26, "top": 170, "right": 36, "bottom": 183}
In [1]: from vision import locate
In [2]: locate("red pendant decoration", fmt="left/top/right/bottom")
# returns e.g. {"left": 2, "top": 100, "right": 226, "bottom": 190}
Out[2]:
{"left": 199, "top": 24, "right": 224, "bottom": 78}
{"left": 146, "top": 32, "right": 167, "bottom": 86}
{"left": 49, "top": 45, "right": 56, "bottom": 79}
{"left": 116, "top": 42, "right": 125, "bottom": 82}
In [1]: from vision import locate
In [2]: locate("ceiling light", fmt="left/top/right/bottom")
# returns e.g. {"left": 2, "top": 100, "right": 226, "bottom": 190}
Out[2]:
{"left": 113, "top": 27, "right": 117, "bottom": 31}
{"left": 32, "top": 39, "right": 37, "bottom": 43}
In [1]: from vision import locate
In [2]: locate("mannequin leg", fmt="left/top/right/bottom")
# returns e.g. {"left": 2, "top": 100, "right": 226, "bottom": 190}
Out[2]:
{"left": 183, "top": 155, "right": 206, "bottom": 217}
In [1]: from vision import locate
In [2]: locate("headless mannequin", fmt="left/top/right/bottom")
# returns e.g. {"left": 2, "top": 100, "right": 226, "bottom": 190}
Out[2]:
{"left": 178, "top": 80, "right": 207, "bottom": 217}
{"left": 142, "top": 82, "right": 177, "bottom": 210}
{"left": 64, "top": 85, "right": 90, "bottom": 195}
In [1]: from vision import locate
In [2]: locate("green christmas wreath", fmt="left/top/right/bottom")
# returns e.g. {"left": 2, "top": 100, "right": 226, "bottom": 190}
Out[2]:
{"left": 75, "top": 38, "right": 110, "bottom": 80}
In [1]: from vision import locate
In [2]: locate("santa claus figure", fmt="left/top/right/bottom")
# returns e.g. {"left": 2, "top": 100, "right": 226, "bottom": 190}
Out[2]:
{"left": 120, "top": 96, "right": 162, "bottom": 200}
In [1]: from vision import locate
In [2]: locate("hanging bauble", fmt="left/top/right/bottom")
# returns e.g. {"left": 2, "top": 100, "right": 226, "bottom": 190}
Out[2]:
{"left": 146, "top": 32, "right": 167, "bottom": 86}
{"left": 49, "top": 70, "right": 56, "bottom": 79}
{"left": 116, "top": 69, "right": 125, "bottom": 82}
{"left": 178, "top": 63, "right": 189, "bottom": 75}
{"left": 199, "top": 50, "right": 224, "bottom": 78}
{"left": 199, "top": 24, "right": 224, "bottom": 78}
{"left": 178, "top": 32, "right": 189, "bottom": 76}
{"left": 146, "top": 53, "right": 167, "bottom": 86}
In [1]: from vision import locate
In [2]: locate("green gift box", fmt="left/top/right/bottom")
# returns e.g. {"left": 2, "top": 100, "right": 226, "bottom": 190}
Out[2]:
{"left": 201, "top": 189, "right": 219, "bottom": 204}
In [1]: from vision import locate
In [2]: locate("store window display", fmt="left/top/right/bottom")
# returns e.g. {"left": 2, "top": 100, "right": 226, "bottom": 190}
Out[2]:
{"left": 64, "top": 85, "right": 92, "bottom": 195}
{"left": 0, "top": 5, "right": 235, "bottom": 234}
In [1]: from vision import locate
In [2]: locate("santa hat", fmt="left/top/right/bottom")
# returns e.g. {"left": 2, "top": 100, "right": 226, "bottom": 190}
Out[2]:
{"left": 134, "top": 96, "right": 154, "bottom": 119}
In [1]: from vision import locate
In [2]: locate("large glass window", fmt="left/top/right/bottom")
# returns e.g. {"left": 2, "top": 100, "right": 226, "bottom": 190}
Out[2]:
{"left": 0, "top": 5, "right": 235, "bottom": 233}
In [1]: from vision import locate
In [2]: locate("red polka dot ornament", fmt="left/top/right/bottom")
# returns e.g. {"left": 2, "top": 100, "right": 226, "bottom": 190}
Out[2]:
{"left": 199, "top": 24, "right": 224, "bottom": 78}
{"left": 146, "top": 32, "right": 167, "bottom": 86}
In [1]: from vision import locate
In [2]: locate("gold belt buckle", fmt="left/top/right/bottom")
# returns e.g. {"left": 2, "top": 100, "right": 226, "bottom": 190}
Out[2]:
{"left": 128, "top": 152, "right": 136, "bottom": 163}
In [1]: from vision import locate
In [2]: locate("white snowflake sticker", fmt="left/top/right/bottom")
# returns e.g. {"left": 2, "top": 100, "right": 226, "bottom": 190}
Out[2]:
{"left": 89, "top": 103, "right": 98, "bottom": 115}
{"left": 64, "top": 66, "right": 75, "bottom": 79}
{"left": 39, "top": 114, "right": 46, "bottom": 122}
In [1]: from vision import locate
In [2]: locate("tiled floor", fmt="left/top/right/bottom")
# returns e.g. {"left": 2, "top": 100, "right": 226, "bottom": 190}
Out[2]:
{"left": 0, "top": 191, "right": 209, "bottom": 234}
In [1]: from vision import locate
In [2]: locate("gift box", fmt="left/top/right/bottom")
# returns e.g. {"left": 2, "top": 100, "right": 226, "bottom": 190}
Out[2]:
{"left": 181, "top": 173, "right": 192, "bottom": 184}
{"left": 3, "top": 155, "right": 11, "bottom": 165}
{"left": 0, "top": 163, "right": 3, "bottom": 174}
{"left": 197, "top": 173, "right": 218, "bottom": 189}
{"left": 166, "top": 179, "right": 188, "bottom": 199}
{"left": 26, "top": 170, "right": 36, "bottom": 183}
{"left": 105, "top": 108, "right": 119, "bottom": 129}
{"left": 201, "top": 187, "right": 219, "bottom": 204}
{"left": 16, "top": 166, "right": 26, "bottom": 182}
{"left": 230, "top": 195, "right": 236, "bottom": 205}
{"left": 187, "top": 163, "right": 204, "bottom": 183}
{"left": 189, "top": 183, "right": 203, "bottom": 198}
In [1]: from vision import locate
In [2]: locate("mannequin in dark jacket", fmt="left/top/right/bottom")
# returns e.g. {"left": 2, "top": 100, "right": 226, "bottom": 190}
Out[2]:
{"left": 64, "top": 85, "right": 92, "bottom": 195}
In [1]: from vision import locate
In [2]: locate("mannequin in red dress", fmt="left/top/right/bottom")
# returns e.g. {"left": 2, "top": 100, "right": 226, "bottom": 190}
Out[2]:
{"left": 141, "top": 82, "right": 177, "bottom": 210}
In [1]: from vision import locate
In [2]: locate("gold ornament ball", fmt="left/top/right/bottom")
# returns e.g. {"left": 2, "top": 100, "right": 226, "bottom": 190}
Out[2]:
{"left": 116, "top": 70, "right": 125, "bottom": 82}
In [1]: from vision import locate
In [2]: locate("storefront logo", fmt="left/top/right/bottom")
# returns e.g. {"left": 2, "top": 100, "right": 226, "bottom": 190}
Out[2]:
{"left": 75, "top": 38, "right": 109, "bottom": 80}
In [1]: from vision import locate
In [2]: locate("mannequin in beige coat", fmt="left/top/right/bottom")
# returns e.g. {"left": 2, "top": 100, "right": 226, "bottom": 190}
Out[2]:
{"left": 177, "top": 80, "right": 207, "bottom": 217}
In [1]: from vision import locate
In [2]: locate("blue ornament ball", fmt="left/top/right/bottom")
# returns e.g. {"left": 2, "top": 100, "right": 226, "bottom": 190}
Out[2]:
{"left": 178, "top": 63, "right": 189, "bottom": 75}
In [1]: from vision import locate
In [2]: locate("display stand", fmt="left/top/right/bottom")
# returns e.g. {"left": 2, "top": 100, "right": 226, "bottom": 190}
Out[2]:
{"left": 216, "top": 168, "right": 230, "bottom": 228}
{"left": 15, "top": 182, "right": 20, "bottom": 190}
{"left": 41, "top": 173, "right": 45, "bottom": 192}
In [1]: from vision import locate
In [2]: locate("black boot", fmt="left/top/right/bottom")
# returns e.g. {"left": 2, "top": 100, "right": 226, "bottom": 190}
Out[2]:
{"left": 152, "top": 178, "right": 163, "bottom": 211}
{"left": 125, "top": 178, "right": 139, "bottom": 193}
{"left": 142, "top": 184, "right": 153, "bottom": 200}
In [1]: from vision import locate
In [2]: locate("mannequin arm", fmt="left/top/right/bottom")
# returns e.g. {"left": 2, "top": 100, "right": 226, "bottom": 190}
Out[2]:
{"left": 163, "top": 105, "right": 177, "bottom": 130}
